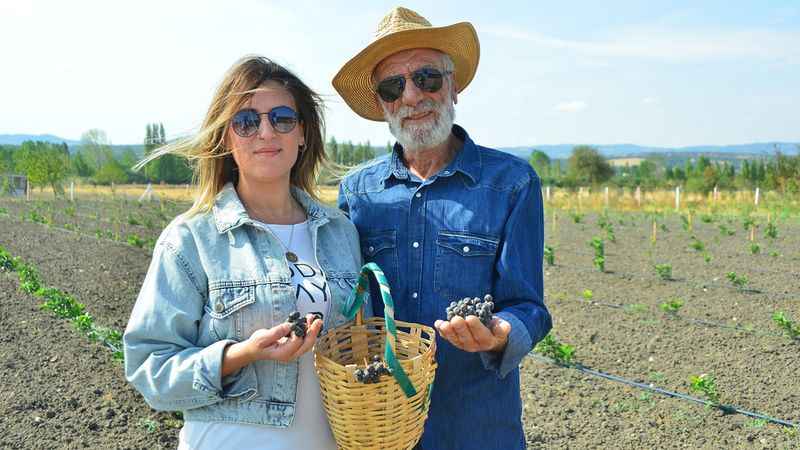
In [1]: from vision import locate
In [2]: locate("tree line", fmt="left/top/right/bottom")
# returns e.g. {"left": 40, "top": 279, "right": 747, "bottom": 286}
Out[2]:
{"left": 0, "top": 125, "right": 385, "bottom": 195}
{"left": 529, "top": 145, "right": 800, "bottom": 194}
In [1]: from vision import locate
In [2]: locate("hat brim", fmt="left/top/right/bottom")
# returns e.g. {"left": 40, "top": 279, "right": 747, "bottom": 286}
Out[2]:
{"left": 332, "top": 22, "right": 480, "bottom": 122}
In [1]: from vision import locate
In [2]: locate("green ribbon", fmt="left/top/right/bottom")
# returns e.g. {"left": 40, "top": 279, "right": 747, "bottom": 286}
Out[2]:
{"left": 343, "top": 262, "right": 417, "bottom": 398}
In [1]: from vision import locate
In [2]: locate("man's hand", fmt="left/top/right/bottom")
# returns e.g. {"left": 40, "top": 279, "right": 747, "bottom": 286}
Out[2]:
{"left": 434, "top": 315, "right": 511, "bottom": 353}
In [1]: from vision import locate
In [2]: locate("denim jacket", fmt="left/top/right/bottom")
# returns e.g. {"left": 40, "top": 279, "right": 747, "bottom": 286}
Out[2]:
{"left": 123, "top": 183, "right": 367, "bottom": 427}
{"left": 339, "top": 125, "right": 552, "bottom": 450}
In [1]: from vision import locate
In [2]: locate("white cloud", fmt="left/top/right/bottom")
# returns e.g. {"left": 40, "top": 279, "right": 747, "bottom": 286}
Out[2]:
{"left": 642, "top": 97, "right": 660, "bottom": 105}
{"left": 555, "top": 101, "right": 587, "bottom": 113}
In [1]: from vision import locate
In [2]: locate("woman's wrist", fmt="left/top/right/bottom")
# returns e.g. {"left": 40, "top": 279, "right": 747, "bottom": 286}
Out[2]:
{"left": 221, "top": 341, "right": 253, "bottom": 377}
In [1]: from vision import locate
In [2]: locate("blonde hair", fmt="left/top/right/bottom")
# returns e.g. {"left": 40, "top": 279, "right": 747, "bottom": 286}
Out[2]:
{"left": 135, "top": 55, "right": 326, "bottom": 216}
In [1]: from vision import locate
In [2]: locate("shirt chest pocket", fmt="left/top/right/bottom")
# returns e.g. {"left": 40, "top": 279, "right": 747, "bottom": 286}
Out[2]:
{"left": 360, "top": 230, "right": 399, "bottom": 288}
{"left": 434, "top": 231, "right": 499, "bottom": 303}
{"left": 204, "top": 282, "right": 259, "bottom": 341}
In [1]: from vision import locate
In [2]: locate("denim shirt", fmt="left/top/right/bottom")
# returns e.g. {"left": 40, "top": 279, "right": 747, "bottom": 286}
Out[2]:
{"left": 339, "top": 125, "right": 552, "bottom": 450}
{"left": 123, "top": 183, "right": 367, "bottom": 427}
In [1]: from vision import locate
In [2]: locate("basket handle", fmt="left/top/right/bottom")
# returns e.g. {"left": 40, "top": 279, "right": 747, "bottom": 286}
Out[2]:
{"left": 343, "top": 262, "right": 417, "bottom": 398}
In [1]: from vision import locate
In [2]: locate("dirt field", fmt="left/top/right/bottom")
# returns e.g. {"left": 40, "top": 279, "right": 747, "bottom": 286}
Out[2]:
{"left": 1, "top": 199, "right": 798, "bottom": 449}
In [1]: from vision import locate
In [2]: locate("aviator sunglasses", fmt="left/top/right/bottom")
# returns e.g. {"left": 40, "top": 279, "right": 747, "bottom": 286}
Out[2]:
{"left": 231, "top": 105, "right": 299, "bottom": 137}
{"left": 375, "top": 67, "right": 450, "bottom": 103}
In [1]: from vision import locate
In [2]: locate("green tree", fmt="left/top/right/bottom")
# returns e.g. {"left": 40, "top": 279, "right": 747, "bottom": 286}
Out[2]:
{"left": 567, "top": 145, "right": 614, "bottom": 185}
{"left": 79, "top": 129, "right": 113, "bottom": 171}
{"left": 94, "top": 157, "right": 129, "bottom": 185}
{"left": 13, "top": 141, "right": 69, "bottom": 195}
{"left": 529, "top": 150, "right": 550, "bottom": 180}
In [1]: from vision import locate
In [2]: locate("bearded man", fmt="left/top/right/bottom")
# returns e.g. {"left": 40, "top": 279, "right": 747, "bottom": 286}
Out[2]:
{"left": 334, "top": 7, "right": 552, "bottom": 450}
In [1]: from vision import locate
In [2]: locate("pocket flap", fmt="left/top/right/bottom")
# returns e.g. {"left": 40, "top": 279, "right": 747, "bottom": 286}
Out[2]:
{"left": 206, "top": 283, "right": 256, "bottom": 319}
{"left": 361, "top": 230, "right": 397, "bottom": 258}
{"left": 437, "top": 231, "right": 499, "bottom": 257}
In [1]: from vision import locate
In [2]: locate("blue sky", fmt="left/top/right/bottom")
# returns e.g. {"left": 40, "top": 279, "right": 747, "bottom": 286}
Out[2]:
{"left": 0, "top": 0, "right": 797, "bottom": 148}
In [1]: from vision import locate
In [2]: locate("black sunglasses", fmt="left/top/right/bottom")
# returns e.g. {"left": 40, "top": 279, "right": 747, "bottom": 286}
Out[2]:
{"left": 231, "top": 106, "right": 299, "bottom": 137}
{"left": 375, "top": 67, "right": 449, "bottom": 103}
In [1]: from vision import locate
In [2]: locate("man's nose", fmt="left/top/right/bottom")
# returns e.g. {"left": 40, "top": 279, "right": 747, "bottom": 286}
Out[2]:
{"left": 400, "top": 78, "right": 425, "bottom": 107}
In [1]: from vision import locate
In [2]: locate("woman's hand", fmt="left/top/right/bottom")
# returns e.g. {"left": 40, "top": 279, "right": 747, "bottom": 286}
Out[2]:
{"left": 222, "top": 315, "right": 323, "bottom": 376}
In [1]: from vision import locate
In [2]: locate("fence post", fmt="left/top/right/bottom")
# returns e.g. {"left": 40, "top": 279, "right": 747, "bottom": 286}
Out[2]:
{"left": 635, "top": 186, "right": 641, "bottom": 208}
{"left": 675, "top": 186, "right": 680, "bottom": 211}
{"left": 546, "top": 186, "right": 551, "bottom": 202}
{"left": 754, "top": 187, "right": 760, "bottom": 207}
{"left": 604, "top": 186, "right": 609, "bottom": 209}
{"left": 70, "top": 181, "right": 74, "bottom": 202}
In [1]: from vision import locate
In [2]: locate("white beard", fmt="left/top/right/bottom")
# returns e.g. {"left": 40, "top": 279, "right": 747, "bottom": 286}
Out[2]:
{"left": 382, "top": 90, "right": 455, "bottom": 153}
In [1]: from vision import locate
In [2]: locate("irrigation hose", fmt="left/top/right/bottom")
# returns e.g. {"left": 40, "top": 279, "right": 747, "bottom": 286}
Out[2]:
{"left": 530, "top": 354, "right": 798, "bottom": 429}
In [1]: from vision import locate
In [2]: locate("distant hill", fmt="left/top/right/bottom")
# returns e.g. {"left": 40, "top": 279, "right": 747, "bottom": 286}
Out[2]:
{"left": 498, "top": 142, "right": 800, "bottom": 161}
{"left": 0, "top": 134, "right": 82, "bottom": 146}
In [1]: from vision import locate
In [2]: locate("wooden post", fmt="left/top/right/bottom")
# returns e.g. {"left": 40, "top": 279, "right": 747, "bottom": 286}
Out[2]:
{"left": 604, "top": 186, "right": 609, "bottom": 209}
{"left": 26, "top": 180, "right": 31, "bottom": 201}
{"left": 754, "top": 187, "right": 760, "bottom": 207}
{"left": 675, "top": 186, "right": 680, "bottom": 211}
{"left": 713, "top": 185, "right": 718, "bottom": 203}
{"left": 552, "top": 210, "right": 557, "bottom": 234}
{"left": 577, "top": 187, "right": 583, "bottom": 211}
{"left": 688, "top": 211, "right": 693, "bottom": 232}
{"left": 750, "top": 226, "right": 755, "bottom": 242}
{"left": 70, "top": 181, "right": 74, "bottom": 202}
{"left": 652, "top": 219, "right": 657, "bottom": 244}
{"left": 546, "top": 186, "right": 551, "bottom": 202}
{"left": 635, "top": 186, "right": 641, "bottom": 208}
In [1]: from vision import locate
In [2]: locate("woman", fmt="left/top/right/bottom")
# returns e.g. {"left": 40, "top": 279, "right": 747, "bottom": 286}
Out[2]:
{"left": 123, "top": 56, "right": 366, "bottom": 449}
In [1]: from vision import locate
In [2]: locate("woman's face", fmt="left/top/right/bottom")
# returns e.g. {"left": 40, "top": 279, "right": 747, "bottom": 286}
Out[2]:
{"left": 227, "top": 81, "right": 304, "bottom": 187}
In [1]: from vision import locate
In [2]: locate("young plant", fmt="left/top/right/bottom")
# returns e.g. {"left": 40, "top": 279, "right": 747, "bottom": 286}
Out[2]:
{"left": 772, "top": 312, "right": 800, "bottom": 340}
{"left": 581, "top": 289, "right": 593, "bottom": 300}
{"left": 534, "top": 334, "right": 575, "bottom": 365}
{"left": 703, "top": 252, "right": 712, "bottom": 264}
{"left": 654, "top": 263, "right": 673, "bottom": 281}
{"left": 17, "top": 263, "right": 42, "bottom": 295}
{"left": 718, "top": 224, "right": 735, "bottom": 236}
{"left": 544, "top": 245, "right": 554, "bottom": 266}
{"left": 689, "top": 236, "right": 705, "bottom": 252}
{"left": 689, "top": 373, "right": 720, "bottom": 406}
{"left": 39, "top": 288, "right": 86, "bottom": 319}
{"left": 0, "top": 247, "right": 18, "bottom": 272}
{"left": 590, "top": 237, "right": 605, "bottom": 272}
{"left": 570, "top": 211, "right": 584, "bottom": 224}
{"left": 726, "top": 272, "right": 749, "bottom": 290}
{"left": 127, "top": 234, "right": 145, "bottom": 248}
{"left": 659, "top": 298, "right": 684, "bottom": 315}
{"left": 749, "top": 243, "right": 760, "bottom": 254}
{"left": 764, "top": 222, "right": 778, "bottom": 239}
{"left": 700, "top": 214, "right": 714, "bottom": 224}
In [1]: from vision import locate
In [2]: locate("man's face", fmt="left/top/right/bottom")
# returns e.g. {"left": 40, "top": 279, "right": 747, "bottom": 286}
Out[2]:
{"left": 373, "top": 48, "right": 456, "bottom": 151}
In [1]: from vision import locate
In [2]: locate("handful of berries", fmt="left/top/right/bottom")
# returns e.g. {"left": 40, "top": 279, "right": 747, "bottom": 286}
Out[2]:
{"left": 353, "top": 355, "right": 392, "bottom": 384}
{"left": 445, "top": 294, "right": 495, "bottom": 326}
{"left": 286, "top": 311, "right": 324, "bottom": 338}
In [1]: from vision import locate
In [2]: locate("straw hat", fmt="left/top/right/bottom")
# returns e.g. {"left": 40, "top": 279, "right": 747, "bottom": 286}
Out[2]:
{"left": 332, "top": 7, "right": 480, "bottom": 121}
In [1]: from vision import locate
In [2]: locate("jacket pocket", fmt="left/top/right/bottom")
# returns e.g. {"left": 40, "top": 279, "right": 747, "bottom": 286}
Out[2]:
{"left": 205, "top": 282, "right": 257, "bottom": 340}
{"left": 434, "top": 231, "right": 499, "bottom": 306}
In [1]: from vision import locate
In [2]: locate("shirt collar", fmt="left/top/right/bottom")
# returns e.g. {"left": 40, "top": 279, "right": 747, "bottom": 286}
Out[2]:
{"left": 382, "top": 124, "right": 481, "bottom": 184}
{"left": 212, "top": 182, "right": 335, "bottom": 234}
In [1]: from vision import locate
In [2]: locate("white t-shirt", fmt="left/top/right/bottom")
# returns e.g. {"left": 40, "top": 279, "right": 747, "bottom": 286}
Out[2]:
{"left": 178, "top": 220, "right": 336, "bottom": 450}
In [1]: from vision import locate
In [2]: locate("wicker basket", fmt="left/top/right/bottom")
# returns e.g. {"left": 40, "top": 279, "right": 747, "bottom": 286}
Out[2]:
{"left": 314, "top": 263, "right": 437, "bottom": 450}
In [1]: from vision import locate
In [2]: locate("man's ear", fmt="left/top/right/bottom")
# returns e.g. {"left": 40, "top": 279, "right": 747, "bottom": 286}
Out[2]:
{"left": 452, "top": 83, "right": 458, "bottom": 105}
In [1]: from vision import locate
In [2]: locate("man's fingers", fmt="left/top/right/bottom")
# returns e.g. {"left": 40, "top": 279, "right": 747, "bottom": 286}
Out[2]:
{"left": 465, "top": 316, "right": 494, "bottom": 348}
{"left": 491, "top": 318, "right": 511, "bottom": 340}
{"left": 449, "top": 316, "right": 477, "bottom": 350}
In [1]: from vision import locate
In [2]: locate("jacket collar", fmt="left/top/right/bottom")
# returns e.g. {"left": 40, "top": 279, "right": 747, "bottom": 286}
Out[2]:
{"left": 212, "top": 182, "right": 337, "bottom": 234}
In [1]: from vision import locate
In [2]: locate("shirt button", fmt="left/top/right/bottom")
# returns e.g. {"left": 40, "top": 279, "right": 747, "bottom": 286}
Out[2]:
{"left": 368, "top": 246, "right": 375, "bottom": 253}
{"left": 463, "top": 246, "right": 470, "bottom": 253}
{"left": 412, "top": 292, "right": 418, "bottom": 299}
{"left": 412, "top": 242, "right": 419, "bottom": 248}
{"left": 214, "top": 302, "right": 224, "bottom": 313}
{"left": 442, "top": 170, "right": 450, "bottom": 175}
{"left": 415, "top": 192, "right": 422, "bottom": 198}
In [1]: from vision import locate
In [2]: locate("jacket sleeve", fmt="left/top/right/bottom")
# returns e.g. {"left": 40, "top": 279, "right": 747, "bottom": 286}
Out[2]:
{"left": 123, "top": 240, "right": 257, "bottom": 411}
{"left": 479, "top": 173, "right": 552, "bottom": 378}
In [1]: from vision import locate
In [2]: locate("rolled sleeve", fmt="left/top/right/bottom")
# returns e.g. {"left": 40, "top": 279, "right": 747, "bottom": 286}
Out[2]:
{"left": 479, "top": 311, "right": 533, "bottom": 378}
{"left": 484, "top": 173, "right": 552, "bottom": 377}
{"left": 123, "top": 240, "right": 257, "bottom": 411}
